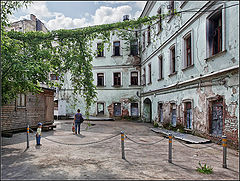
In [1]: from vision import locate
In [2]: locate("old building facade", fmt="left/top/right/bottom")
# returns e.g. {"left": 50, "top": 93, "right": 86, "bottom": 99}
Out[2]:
{"left": 140, "top": 1, "right": 239, "bottom": 147}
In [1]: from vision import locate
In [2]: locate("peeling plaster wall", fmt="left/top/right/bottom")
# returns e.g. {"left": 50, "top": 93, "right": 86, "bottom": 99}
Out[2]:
{"left": 140, "top": 1, "right": 239, "bottom": 147}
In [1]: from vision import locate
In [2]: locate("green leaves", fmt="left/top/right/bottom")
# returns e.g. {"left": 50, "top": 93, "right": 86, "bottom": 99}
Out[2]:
{"left": 196, "top": 161, "right": 213, "bottom": 174}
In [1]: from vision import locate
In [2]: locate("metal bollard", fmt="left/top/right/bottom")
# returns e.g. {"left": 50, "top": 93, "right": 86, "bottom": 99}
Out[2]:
{"left": 168, "top": 133, "right": 172, "bottom": 163}
{"left": 121, "top": 131, "right": 125, "bottom": 159}
{"left": 222, "top": 135, "right": 227, "bottom": 168}
{"left": 27, "top": 125, "right": 29, "bottom": 148}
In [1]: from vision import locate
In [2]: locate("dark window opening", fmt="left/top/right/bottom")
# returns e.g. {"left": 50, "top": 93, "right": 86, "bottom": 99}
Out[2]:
{"left": 142, "top": 32, "right": 145, "bottom": 49}
{"left": 170, "top": 46, "right": 176, "bottom": 74}
{"left": 97, "top": 43, "right": 104, "bottom": 57}
{"left": 157, "top": 8, "right": 162, "bottom": 33}
{"left": 171, "top": 103, "right": 177, "bottom": 127}
{"left": 158, "top": 103, "right": 163, "bottom": 122}
{"left": 184, "top": 102, "right": 192, "bottom": 129}
{"left": 97, "top": 73, "right": 104, "bottom": 86}
{"left": 142, "top": 68, "right": 146, "bottom": 85}
{"left": 208, "top": 11, "right": 222, "bottom": 56}
{"left": 113, "top": 41, "right": 120, "bottom": 56}
{"left": 131, "top": 72, "right": 138, "bottom": 85}
{"left": 113, "top": 72, "right": 121, "bottom": 86}
{"left": 159, "top": 56, "right": 163, "bottom": 79}
{"left": 185, "top": 35, "right": 192, "bottom": 67}
{"left": 147, "top": 26, "right": 151, "bottom": 44}
{"left": 50, "top": 74, "right": 59, "bottom": 80}
{"left": 148, "top": 64, "right": 152, "bottom": 84}
{"left": 130, "top": 39, "right": 138, "bottom": 56}
{"left": 114, "top": 103, "right": 121, "bottom": 116}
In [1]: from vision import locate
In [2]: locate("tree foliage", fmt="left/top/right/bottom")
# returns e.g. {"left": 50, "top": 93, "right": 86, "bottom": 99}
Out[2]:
{"left": 1, "top": 1, "right": 178, "bottom": 115}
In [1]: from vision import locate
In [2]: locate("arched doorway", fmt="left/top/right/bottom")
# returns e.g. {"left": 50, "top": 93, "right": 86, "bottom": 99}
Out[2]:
{"left": 143, "top": 98, "right": 152, "bottom": 123}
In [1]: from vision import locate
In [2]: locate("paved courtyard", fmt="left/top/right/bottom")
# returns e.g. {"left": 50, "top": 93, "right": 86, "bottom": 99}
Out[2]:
{"left": 1, "top": 120, "right": 239, "bottom": 180}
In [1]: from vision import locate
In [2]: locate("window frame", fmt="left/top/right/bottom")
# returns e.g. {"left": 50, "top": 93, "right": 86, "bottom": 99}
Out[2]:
{"left": 97, "top": 73, "right": 105, "bottom": 87}
{"left": 113, "top": 41, "right": 121, "bottom": 56}
{"left": 147, "top": 26, "right": 151, "bottom": 45}
{"left": 130, "top": 71, "right": 139, "bottom": 86}
{"left": 97, "top": 42, "right": 104, "bottom": 57}
{"left": 142, "top": 67, "right": 146, "bottom": 86}
{"left": 158, "top": 55, "right": 163, "bottom": 80}
{"left": 16, "top": 93, "right": 26, "bottom": 108}
{"left": 130, "top": 39, "right": 138, "bottom": 56}
{"left": 142, "top": 32, "right": 146, "bottom": 51}
{"left": 113, "top": 72, "right": 121, "bottom": 86}
{"left": 169, "top": 44, "right": 177, "bottom": 75}
{"left": 182, "top": 30, "right": 194, "bottom": 69}
{"left": 148, "top": 63, "right": 152, "bottom": 84}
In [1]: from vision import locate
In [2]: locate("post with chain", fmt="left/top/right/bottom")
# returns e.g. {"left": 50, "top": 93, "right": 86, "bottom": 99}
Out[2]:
{"left": 222, "top": 135, "right": 227, "bottom": 168}
{"left": 168, "top": 133, "right": 172, "bottom": 163}
{"left": 121, "top": 131, "right": 125, "bottom": 159}
{"left": 27, "top": 125, "right": 29, "bottom": 148}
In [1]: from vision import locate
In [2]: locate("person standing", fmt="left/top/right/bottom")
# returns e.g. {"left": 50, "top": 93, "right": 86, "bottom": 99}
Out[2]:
{"left": 36, "top": 122, "right": 42, "bottom": 145}
{"left": 74, "top": 109, "right": 83, "bottom": 134}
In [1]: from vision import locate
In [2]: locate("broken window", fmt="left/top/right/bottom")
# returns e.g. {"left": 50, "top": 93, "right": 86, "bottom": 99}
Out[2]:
{"left": 114, "top": 103, "right": 121, "bottom": 116}
{"left": 97, "top": 103, "right": 104, "bottom": 116}
{"left": 170, "top": 46, "right": 176, "bottom": 74}
{"left": 50, "top": 74, "right": 59, "bottom": 80}
{"left": 159, "top": 55, "right": 163, "bottom": 79}
{"left": 97, "top": 43, "right": 104, "bottom": 57}
{"left": 131, "top": 72, "right": 138, "bottom": 85}
{"left": 148, "top": 63, "right": 152, "bottom": 84}
{"left": 184, "top": 34, "right": 192, "bottom": 67}
{"left": 208, "top": 10, "right": 222, "bottom": 56}
{"left": 147, "top": 26, "right": 151, "bottom": 44}
{"left": 131, "top": 103, "right": 138, "bottom": 117}
{"left": 130, "top": 39, "right": 138, "bottom": 56}
{"left": 142, "top": 68, "right": 146, "bottom": 85}
{"left": 157, "top": 8, "right": 162, "bottom": 33}
{"left": 184, "top": 102, "right": 192, "bottom": 129}
{"left": 142, "top": 32, "right": 145, "bottom": 50}
{"left": 158, "top": 103, "right": 163, "bottom": 122}
{"left": 17, "top": 94, "right": 26, "bottom": 107}
{"left": 171, "top": 103, "right": 177, "bottom": 127}
{"left": 113, "top": 72, "right": 121, "bottom": 86}
{"left": 113, "top": 41, "right": 120, "bottom": 56}
{"left": 97, "top": 73, "right": 104, "bottom": 86}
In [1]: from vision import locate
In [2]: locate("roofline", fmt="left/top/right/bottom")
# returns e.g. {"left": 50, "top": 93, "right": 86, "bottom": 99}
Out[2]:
{"left": 139, "top": 1, "right": 150, "bottom": 18}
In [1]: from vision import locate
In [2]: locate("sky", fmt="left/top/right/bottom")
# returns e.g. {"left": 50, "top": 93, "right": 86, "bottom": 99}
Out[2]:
{"left": 10, "top": 1, "right": 147, "bottom": 31}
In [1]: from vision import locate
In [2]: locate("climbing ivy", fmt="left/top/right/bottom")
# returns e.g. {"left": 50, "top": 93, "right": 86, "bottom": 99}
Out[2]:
{"left": 2, "top": 1, "right": 179, "bottom": 115}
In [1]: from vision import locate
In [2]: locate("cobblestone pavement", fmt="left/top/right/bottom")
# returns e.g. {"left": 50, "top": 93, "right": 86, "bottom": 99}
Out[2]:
{"left": 1, "top": 120, "right": 239, "bottom": 180}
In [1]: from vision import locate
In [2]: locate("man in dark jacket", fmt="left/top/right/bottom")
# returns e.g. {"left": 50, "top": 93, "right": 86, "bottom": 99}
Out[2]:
{"left": 74, "top": 109, "right": 83, "bottom": 134}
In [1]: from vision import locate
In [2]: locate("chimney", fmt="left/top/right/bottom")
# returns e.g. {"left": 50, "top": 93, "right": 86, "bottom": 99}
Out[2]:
{"left": 30, "top": 14, "right": 36, "bottom": 21}
{"left": 123, "top": 15, "right": 129, "bottom": 21}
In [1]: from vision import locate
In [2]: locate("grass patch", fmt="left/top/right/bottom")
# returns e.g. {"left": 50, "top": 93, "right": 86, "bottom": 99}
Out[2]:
{"left": 196, "top": 161, "right": 213, "bottom": 174}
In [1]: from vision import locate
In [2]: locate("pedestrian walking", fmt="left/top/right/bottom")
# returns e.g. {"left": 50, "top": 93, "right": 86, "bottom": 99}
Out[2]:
{"left": 36, "top": 122, "right": 42, "bottom": 146}
{"left": 74, "top": 109, "right": 84, "bottom": 134}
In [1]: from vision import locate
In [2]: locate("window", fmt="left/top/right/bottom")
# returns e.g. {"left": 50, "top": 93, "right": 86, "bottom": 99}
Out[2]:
{"left": 184, "top": 34, "right": 192, "bottom": 67}
{"left": 113, "top": 41, "right": 120, "bottom": 56}
{"left": 97, "top": 43, "right": 104, "bottom": 57}
{"left": 207, "top": 10, "right": 222, "bottom": 56}
{"left": 17, "top": 94, "right": 26, "bottom": 107}
{"left": 97, "top": 103, "right": 104, "bottom": 115}
{"left": 147, "top": 26, "right": 151, "bottom": 44}
{"left": 131, "top": 103, "right": 138, "bottom": 117}
{"left": 170, "top": 46, "right": 176, "bottom": 74}
{"left": 114, "top": 103, "right": 121, "bottom": 116}
{"left": 157, "top": 8, "right": 162, "bottom": 33}
{"left": 131, "top": 72, "right": 138, "bottom": 85}
{"left": 158, "top": 103, "right": 163, "bottom": 122}
{"left": 171, "top": 103, "right": 177, "bottom": 127}
{"left": 113, "top": 72, "right": 121, "bottom": 86}
{"left": 130, "top": 39, "right": 138, "bottom": 56}
{"left": 50, "top": 74, "right": 59, "bottom": 80}
{"left": 184, "top": 102, "right": 192, "bottom": 129}
{"left": 142, "top": 32, "right": 145, "bottom": 50}
{"left": 159, "top": 55, "right": 163, "bottom": 79}
{"left": 168, "top": 1, "right": 175, "bottom": 16}
{"left": 97, "top": 73, "right": 104, "bottom": 86}
{"left": 148, "top": 63, "right": 152, "bottom": 84}
{"left": 142, "top": 68, "right": 146, "bottom": 85}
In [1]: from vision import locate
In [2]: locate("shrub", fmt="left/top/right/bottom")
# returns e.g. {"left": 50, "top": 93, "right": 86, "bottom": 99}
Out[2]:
{"left": 196, "top": 161, "right": 213, "bottom": 174}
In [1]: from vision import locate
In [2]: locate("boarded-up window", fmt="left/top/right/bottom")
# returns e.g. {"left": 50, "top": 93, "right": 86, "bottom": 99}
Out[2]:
{"left": 113, "top": 72, "right": 121, "bottom": 86}
{"left": 17, "top": 94, "right": 26, "bottom": 107}
{"left": 114, "top": 103, "right": 121, "bottom": 116}
{"left": 208, "top": 10, "right": 222, "bottom": 56}
{"left": 131, "top": 103, "right": 138, "bottom": 116}
{"left": 97, "top": 43, "right": 104, "bottom": 57}
{"left": 113, "top": 41, "right": 120, "bottom": 56}
{"left": 131, "top": 72, "right": 138, "bottom": 85}
{"left": 97, "top": 73, "right": 104, "bottom": 86}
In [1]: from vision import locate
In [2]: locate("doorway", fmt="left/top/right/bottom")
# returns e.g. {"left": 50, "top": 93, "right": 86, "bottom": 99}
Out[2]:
{"left": 143, "top": 98, "right": 152, "bottom": 123}
{"left": 97, "top": 103, "right": 104, "bottom": 116}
